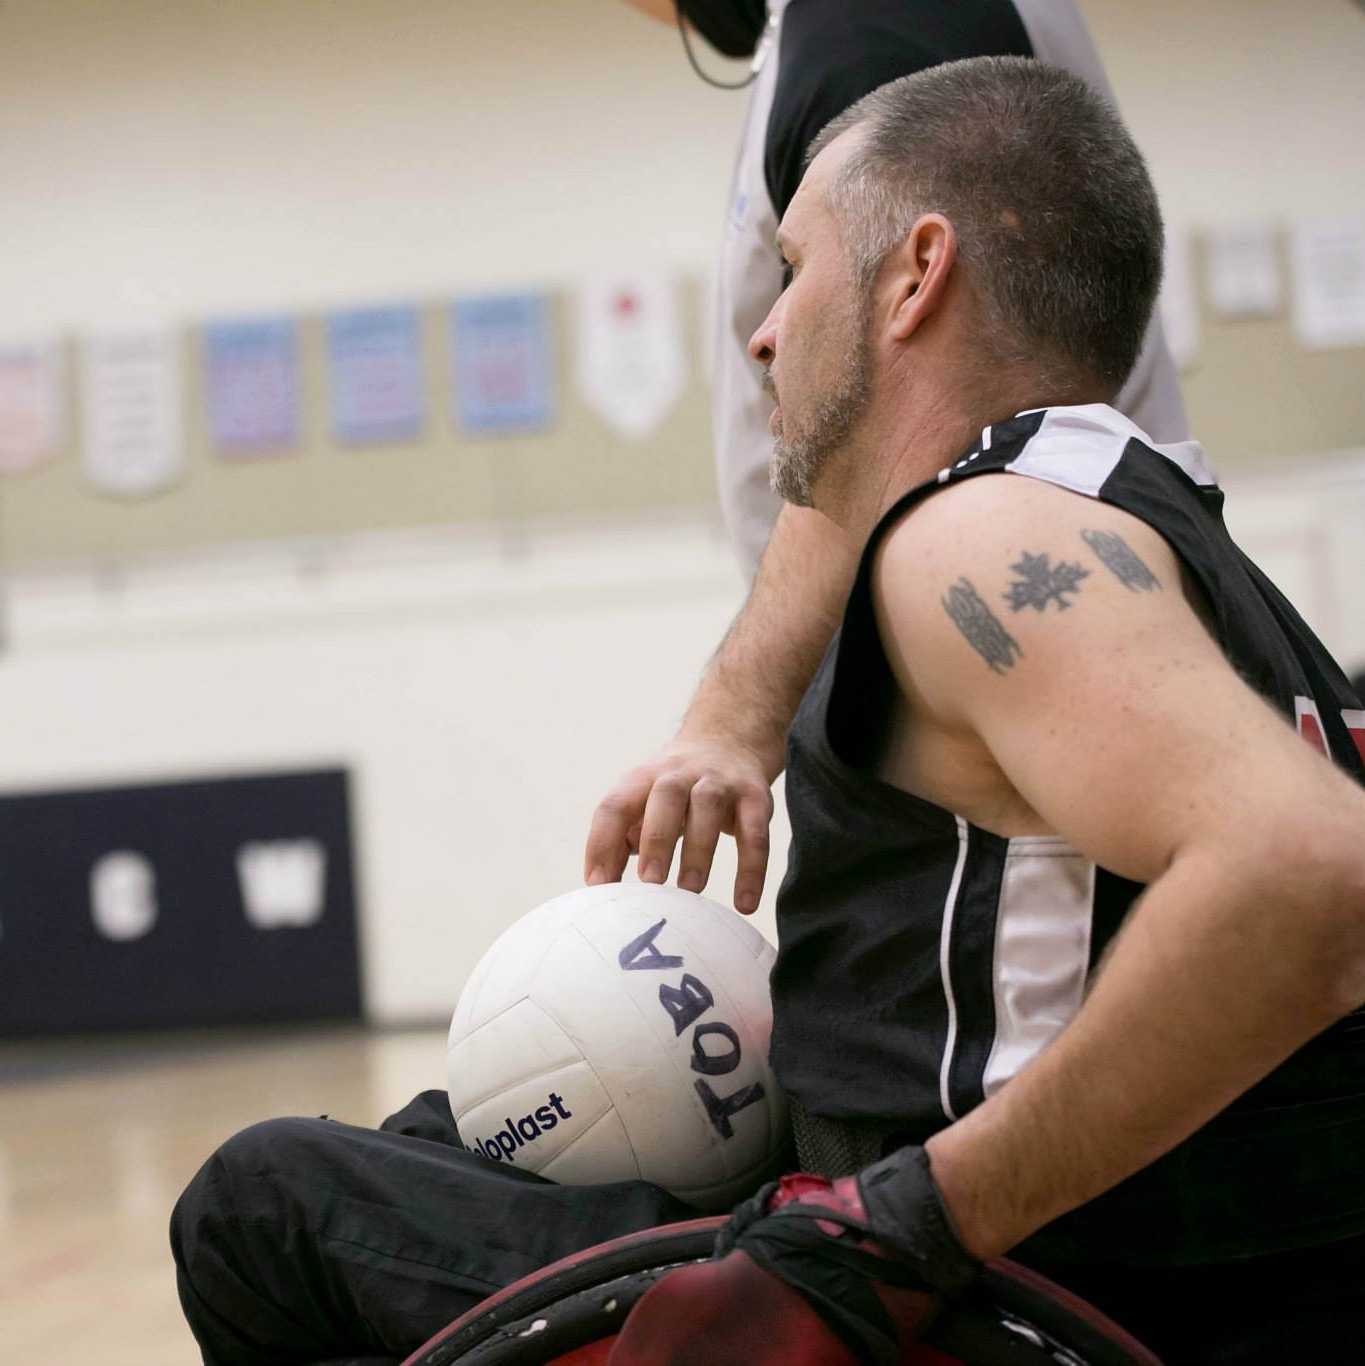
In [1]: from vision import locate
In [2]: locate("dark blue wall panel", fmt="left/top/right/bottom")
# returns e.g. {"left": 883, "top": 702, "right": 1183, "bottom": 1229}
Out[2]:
{"left": 0, "top": 769, "right": 362, "bottom": 1035}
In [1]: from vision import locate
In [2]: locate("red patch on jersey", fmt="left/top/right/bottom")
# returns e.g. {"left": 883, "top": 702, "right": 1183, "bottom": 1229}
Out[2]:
{"left": 1299, "top": 710, "right": 1329, "bottom": 757}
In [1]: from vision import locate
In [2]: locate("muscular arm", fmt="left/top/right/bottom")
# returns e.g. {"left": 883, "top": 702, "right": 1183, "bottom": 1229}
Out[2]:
{"left": 873, "top": 475, "right": 1365, "bottom": 1260}
{"left": 688, "top": 503, "right": 854, "bottom": 775}
{"left": 585, "top": 502, "right": 856, "bottom": 910}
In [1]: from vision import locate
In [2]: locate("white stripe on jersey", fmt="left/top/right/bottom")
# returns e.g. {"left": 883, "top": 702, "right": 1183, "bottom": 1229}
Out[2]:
{"left": 981, "top": 840, "right": 1096, "bottom": 1100}
{"left": 1004, "top": 404, "right": 1215, "bottom": 495}
{"left": 938, "top": 817, "right": 971, "bottom": 1122}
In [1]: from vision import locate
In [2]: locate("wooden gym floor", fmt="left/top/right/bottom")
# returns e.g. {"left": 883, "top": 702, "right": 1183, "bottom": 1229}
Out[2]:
{"left": 0, "top": 1024, "right": 449, "bottom": 1364}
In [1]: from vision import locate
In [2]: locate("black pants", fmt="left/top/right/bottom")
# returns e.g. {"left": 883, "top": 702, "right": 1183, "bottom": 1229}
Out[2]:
{"left": 171, "top": 1091, "right": 1365, "bottom": 1366}
{"left": 170, "top": 1091, "right": 693, "bottom": 1365}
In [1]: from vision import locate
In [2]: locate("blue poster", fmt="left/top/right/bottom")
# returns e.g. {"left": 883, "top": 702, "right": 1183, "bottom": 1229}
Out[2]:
{"left": 327, "top": 304, "right": 425, "bottom": 444}
{"left": 203, "top": 317, "right": 300, "bottom": 456}
{"left": 452, "top": 294, "right": 554, "bottom": 433}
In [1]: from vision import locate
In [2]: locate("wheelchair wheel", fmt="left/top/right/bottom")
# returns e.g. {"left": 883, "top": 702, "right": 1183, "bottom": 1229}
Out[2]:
{"left": 401, "top": 1216, "right": 1162, "bottom": 1366}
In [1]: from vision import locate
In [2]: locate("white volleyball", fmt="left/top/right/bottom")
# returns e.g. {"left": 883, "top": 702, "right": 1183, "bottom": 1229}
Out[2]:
{"left": 447, "top": 882, "right": 787, "bottom": 1212}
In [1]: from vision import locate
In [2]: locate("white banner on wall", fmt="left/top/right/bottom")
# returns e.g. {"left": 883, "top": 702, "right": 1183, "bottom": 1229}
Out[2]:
{"left": 1206, "top": 223, "right": 1282, "bottom": 320}
{"left": 81, "top": 331, "right": 184, "bottom": 496}
{"left": 575, "top": 275, "right": 687, "bottom": 441}
{"left": 0, "top": 339, "right": 64, "bottom": 475}
{"left": 1290, "top": 219, "right": 1365, "bottom": 350}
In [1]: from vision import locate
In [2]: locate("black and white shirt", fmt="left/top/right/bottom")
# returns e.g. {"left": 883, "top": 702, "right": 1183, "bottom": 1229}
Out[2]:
{"left": 683, "top": 0, "right": 1191, "bottom": 573}
{"left": 774, "top": 403, "right": 1365, "bottom": 1262}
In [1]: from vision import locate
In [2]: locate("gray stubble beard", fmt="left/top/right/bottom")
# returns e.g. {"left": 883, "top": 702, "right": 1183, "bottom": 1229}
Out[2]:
{"left": 768, "top": 319, "right": 875, "bottom": 510}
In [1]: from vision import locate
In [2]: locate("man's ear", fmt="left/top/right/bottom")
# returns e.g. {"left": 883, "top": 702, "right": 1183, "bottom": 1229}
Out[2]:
{"left": 886, "top": 214, "right": 958, "bottom": 343}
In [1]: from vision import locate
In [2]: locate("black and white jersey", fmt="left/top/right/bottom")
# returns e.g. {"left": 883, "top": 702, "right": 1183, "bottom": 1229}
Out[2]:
{"left": 774, "top": 404, "right": 1365, "bottom": 1261}
{"left": 686, "top": 0, "right": 1191, "bottom": 572}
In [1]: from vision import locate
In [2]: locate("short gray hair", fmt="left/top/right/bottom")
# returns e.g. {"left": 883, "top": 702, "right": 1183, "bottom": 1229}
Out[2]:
{"left": 808, "top": 57, "right": 1163, "bottom": 392}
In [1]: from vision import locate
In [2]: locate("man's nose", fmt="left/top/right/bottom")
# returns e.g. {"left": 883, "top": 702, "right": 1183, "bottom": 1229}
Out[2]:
{"left": 749, "top": 306, "right": 779, "bottom": 366}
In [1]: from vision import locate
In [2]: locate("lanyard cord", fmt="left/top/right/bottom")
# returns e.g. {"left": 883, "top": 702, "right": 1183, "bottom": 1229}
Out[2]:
{"left": 675, "top": 4, "right": 761, "bottom": 90}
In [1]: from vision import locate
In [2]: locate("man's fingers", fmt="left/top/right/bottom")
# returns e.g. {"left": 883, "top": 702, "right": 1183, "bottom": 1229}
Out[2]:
{"left": 587, "top": 745, "right": 775, "bottom": 902}
{"left": 677, "top": 779, "right": 731, "bottom": 894}
{"left": 636, "top": 772, "right": 693, "bottom": 883}
{"left": 585, "top": 780, "right": 652, "bottom": 885}
{"left": 732, "top": 783, "right": 774, "bottom": 913}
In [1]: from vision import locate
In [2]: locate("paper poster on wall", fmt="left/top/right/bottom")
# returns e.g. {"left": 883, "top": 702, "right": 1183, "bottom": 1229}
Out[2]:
{"left": 327, "top": 304, "right": 425, "bottom": 444}
{"left": 0, "top": 339, "right": 64, "bottom": 474}
{"left": 1206, "top": 223, "right": 1281, "bottom": 320}
{"left": 452, "top": 294, "right": 554, "bottom": 433}
{"left": 1290, "top": 220, "right": 1365, "bottom": 349}
{"left": 1157, "top": 228, "right": 1199, "bottom": 373}
{"left": 81, "top": 331, "right": 184, "bottom": 497}
{"left": 575, "top": 275, "right": 687, "bottom": 440}
{"left": 203, "top": 317, "right": 301, "bottom": 456}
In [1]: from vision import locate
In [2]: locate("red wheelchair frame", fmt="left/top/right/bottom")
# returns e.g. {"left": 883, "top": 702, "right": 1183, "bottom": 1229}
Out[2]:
{"left": 399, "top": 1217, "right": 1163, "bottom": 1366}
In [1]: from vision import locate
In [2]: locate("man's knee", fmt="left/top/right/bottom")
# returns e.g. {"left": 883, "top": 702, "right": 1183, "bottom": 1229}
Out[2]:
{"left": 172, "top": 1116, "right": 371, "bottom": 1365}
{"left": 171, "top": 1116, "right": 333, "bottom": 1270}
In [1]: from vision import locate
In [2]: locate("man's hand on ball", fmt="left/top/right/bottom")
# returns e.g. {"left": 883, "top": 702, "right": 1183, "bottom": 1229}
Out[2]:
{"left": 584, "top": 733, "right": 775, "bottom": 913}
{"left": 609, "top": 1148, "right": 980, "bottom": 1366}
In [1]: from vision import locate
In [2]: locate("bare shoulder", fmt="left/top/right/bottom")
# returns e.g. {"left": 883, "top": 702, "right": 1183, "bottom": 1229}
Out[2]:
{"left": 879, "top": 472, "right": 1180, "bottom": 586}
{"left": 872, "top": 472, "right": 1206, "bottom": 711}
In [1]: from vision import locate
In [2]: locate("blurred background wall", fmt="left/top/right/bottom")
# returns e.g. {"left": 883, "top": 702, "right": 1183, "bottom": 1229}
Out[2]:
{"left": 0, "top": 0, "right": 1363, "bottom": 1027}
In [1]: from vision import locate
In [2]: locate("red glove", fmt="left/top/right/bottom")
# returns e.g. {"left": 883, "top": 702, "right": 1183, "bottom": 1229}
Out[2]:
{"left": 605, "top": 1239, "right": 863, "bottom": 1366}
{"left": 609, "top": 1147, "right": 979, "bottom": 1366}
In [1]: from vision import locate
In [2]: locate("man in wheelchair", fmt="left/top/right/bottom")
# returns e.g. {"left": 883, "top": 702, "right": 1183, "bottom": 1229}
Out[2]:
{"left": 172, "top": 57, "right": 1365, "bottom": 1366}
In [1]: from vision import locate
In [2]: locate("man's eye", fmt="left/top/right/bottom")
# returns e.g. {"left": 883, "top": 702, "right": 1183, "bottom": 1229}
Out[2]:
{"left": 780, "top": 261, "right": 794, "bottom": 288}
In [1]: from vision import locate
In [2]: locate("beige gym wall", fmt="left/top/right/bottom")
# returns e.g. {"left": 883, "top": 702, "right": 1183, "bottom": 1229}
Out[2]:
{"left": 0, "top": 0, "right": 1363, "bottom": 567}
{"left": 1081, "top": 0, "right": 1365, "bottom": 467}
{"left": 1, "top": 0, "right": 1363, "bottom": 1024}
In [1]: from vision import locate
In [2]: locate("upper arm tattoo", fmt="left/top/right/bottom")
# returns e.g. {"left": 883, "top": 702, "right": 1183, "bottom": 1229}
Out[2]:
{"left": 1003, "top": 551, "right": 1089, "bottom": 613}
{"left": 1081, "top": 529, "right": 1162, "bottom": 592}
{"left": 938, "top": 530, "right": 1152, "bottom": 678}
{"left": 942, "top": 577, "right": 1023, "bottom": 675}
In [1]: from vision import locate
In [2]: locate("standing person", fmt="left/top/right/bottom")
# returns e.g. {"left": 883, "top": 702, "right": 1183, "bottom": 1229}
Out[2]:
{"left": 593, "top": 0, "right": 1189, "bottom": 914}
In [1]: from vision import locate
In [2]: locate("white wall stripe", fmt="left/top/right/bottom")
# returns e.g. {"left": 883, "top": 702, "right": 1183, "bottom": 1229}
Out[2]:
{"left": 937, "top": 816, "right": 971, "bottom": 1122}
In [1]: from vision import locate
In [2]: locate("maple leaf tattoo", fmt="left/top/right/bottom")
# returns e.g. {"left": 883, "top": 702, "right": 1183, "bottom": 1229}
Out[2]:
{"left": 1003, "top": 551, "right": 1089, "bottom": 613}
{"left": 942, "top": 577, "right": 1023, "bottom": 674}
{"left": 1081, "top": 529, "right": 1161, "bottom": 592}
